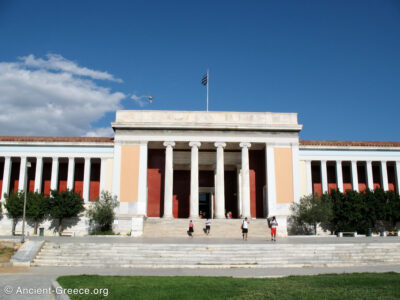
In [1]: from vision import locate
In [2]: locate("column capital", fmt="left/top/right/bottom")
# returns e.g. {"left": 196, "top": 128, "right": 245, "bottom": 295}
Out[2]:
{"left": 239, "top": 142, "right": 251, "bottom": 148}
{"left": 189, "top": 141, "right": 201, "bottom": 148}
{"left": 68, "top": 157, "right": 75, "bottom": 161}
{"left": 214, "top": 142, "right": 226, "bottom": 148}
{"left": 336, "top": 160, "right": 342, "bottom": 163}
{"left": 52, "top": 157, "right": 59, "bottom": 161}
{"left": 380, "top": 160, "right": 388, "bottom": 164}
{"left": 351, "top": 160, "right": 358, "bottom": 164}
{"left": 84, "top": 157, "right": 91, "bottom": 162}
{"left": 163, "top": 141, "right": 175, "bottom": 148}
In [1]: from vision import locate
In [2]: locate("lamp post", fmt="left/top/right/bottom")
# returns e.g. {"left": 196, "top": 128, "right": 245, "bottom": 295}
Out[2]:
{"left": 21, "top": 161, "right": 31, "bottom": 243}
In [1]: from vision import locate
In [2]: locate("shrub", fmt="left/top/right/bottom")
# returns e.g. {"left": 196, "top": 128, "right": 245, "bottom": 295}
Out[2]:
{"left": 26, "top": 191, "right": 48, "bottom": 235}
{"left": 47, "top": 189, "right": 85, "bottom": 235}
{"left": 290, "top": 193, "right": 333, "bottom": 235}
{"left": 87, "top": 191, "right": 119, "bottom": 232}
{"left": 4, "top": 191, "right": 24, "bottom": 235}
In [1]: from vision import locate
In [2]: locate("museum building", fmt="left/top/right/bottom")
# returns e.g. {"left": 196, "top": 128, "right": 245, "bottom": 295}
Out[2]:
{"left": 0, "top": 110, "right": 399, "bottom": 236}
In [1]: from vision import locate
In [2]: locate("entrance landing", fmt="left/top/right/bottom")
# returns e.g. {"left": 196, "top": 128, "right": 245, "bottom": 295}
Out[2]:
{"left": 143, "top": 218, "right": 275, "bottom": 238}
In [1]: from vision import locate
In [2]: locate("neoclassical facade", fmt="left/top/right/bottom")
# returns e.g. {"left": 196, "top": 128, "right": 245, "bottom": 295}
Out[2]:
{"left": 0, "top": 110, "right": 399, "bottom": 236}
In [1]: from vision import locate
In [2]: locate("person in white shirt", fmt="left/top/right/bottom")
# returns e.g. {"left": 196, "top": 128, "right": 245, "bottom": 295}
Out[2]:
{"left": 269, "top": 216, "right": 278, "bottom": 241}
{"left": 205, "top": 219, "right": 211, "bottom": 235}
{"left": 242, "top": 217, "right": 249, "bottom": 240}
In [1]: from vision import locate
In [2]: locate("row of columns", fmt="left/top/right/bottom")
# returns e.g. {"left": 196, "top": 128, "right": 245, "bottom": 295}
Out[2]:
{"left": 305, "top": 160, "right": 400, "bottom": 194}
{"left": 162, "top": 141, "right": 252, "bottom": 219}
{"left": 1, "top": 156, "right": 107, "bottom": 202}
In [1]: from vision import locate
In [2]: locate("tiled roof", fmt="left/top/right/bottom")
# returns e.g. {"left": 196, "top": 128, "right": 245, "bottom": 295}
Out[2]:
{"left": 300, "top": 140, "right": 400, "bottom": 148}
{"left": 0, "top": 136, "right": 114, "bottom": 143}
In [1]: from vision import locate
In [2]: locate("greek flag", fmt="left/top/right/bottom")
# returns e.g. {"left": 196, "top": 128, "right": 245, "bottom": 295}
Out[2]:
{"left": 201, "top": 73, "right": 208, "bottom": 86}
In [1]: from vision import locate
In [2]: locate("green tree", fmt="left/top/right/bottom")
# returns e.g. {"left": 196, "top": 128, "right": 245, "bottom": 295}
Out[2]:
{"left": 4, "top": 191, "right": 24, "bottom": 235}
{"left": 26, "top": 191, "right": 48, "bottom": 235}
{"left": 385, "top": 191, "right": 400, "bottom": 230}
{"left": 87, "top": 191, "right": 119, "bottom": 232}
{"left": 47, "top": 189, "right": 85, "bottom": 235}
{"left": 290, "top": 193, "right": 333, "bottom": 235}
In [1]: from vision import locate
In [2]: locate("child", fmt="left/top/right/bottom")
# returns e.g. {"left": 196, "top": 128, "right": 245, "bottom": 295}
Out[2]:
{"left": 188, "top": 220, "right": 194, "bottom": 238}
{"left": 242, "top": 217, "right": 249, "bottom": 240}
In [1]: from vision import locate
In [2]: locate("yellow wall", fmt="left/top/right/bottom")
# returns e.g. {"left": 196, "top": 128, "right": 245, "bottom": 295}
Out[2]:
{"left": 274, "top": 148, "right": 294, "bottom": 204}
{"left": 299, "top": 160, "right": 308, "bottom": 197}
{"left": 120, "top": 145, "right": 140, "bottom": 202}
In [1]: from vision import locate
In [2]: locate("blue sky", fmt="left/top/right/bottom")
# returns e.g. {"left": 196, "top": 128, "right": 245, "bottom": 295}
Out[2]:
{"left": 0, "top": 0, "right": 399, "bottom": 140}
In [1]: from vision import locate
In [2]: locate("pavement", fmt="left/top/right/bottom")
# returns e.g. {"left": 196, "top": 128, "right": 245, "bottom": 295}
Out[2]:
{"left": 0, "top": 235, "right": 399, "bottom": 299}
{"left": 2, "top": 235, "right": 400, "bottom": 244}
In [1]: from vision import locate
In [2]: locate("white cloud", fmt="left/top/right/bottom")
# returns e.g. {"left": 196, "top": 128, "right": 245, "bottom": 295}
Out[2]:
{"left": 0, "top": 54, "right": 126, "bottom": 136}
{"left": 85, "top": 127, "right": 114, "bottom": 137}
{"left": 20, "top": 54, "right": 122, "bottom": 82}
{"left": 131, "top": 94, "right": 149, "bottom": 107}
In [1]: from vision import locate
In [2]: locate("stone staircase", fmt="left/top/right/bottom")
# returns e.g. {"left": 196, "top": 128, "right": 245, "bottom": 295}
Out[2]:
{"left": 32, "top": 242, "right": 400, "bottom": 268}
{"left": 143, "top": 218, "right": 278, "bottom": 238}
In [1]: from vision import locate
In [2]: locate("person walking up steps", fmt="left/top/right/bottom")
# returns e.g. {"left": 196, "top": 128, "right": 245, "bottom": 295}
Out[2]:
{"left": 270, "top": 216, "right": 278, "bottom": 241}
{"left": 205, "top": 219, "right": 211, "bottom": 235}
{"left": 187, "top": 220, "right": 194, "bottom": 238}
{"left": 241, "top": 217, "right": 249, "bottom": 240}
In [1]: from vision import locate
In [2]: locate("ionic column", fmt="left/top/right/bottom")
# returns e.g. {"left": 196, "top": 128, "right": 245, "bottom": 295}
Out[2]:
{"left": 395, "top": 161, "right": 400, "bottom": 195}
{"left": 366, "top": 161, "right": 374, "bottom": 190}
{"left": 265, "top": 144, "right": 276, "bottom": 216}
{"left": 83, "top": 157, "right": 91, "bottom": 202}
{"left": 67, "top": 157, "right": 75, "bottom": 191}
{"left": 240, "top": 142, "right": 251, "bottom": 218}
{"left": 305, "top": 160, "right": 313, "bottom": 195}
{"left": 137, "top": 142, "right": 148, "bottom": 216}
{"left": 1, "top": 157, "right": 12, "bottom": 201}
{"left": 18, "top": 157, "right": 27, "bottom": 191}
{"left": 351, "top": 160, "right": 359, "bottom": 192}
{"left": 214, "top": 142, "right": 226, "bottom": 219}
{"left": 381, "top": 161, "right": 389, "bottom": 191}
{"left": 50, "top": 157, "right": 59, "bottom": 191}
{"left": 236, "top": 167, "right": 242, "bottom": 217}
{"left": 163, "top": 141, "right": 175, "bottom": 218}
{"left": 99, "top": 158, "right": 107, "bottom": 194}
{"left": 321, "top": 160, "right": 328, "bottom": 193}
{"left": 336, "top": 160, "right": 343, "bottom": 192}
{"left": 34, "top": 157, "right": 43, "bottom": 193}
{"left": 189, "top": 141, "right": 201, "bottom": 218}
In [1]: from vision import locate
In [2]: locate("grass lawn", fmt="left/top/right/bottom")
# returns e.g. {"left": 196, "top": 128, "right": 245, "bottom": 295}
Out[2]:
{"left": 0, "top": 243, "right": 16, "bottom": 263}
{"left": 57, "top": 272, "right": 400, "bottom": 300}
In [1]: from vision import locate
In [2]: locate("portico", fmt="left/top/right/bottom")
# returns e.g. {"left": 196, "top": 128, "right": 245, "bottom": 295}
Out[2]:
{"left": 112, "top": 110, "right": 303, "bottom": 227}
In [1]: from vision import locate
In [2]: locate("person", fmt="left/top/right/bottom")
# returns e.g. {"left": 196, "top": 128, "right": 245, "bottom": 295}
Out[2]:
{"left": 270, "top": 216, "right": 278, "bottom": 241}
{"left": 187, "top": 220, "right": 194, "bottom": 238}
{"left": 241, "top": 217, "right": 249, "bottom": 240}
{"left": 205, "top": 219, "right": 211, "bottom": 235}
{"left": 228, "top": 211, "right": 233, "bottom": 219}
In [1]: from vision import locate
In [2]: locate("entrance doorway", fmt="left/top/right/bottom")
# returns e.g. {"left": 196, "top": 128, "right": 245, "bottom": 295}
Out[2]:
{"left": 199, "top": 192, "right": 212, "bottom": 219}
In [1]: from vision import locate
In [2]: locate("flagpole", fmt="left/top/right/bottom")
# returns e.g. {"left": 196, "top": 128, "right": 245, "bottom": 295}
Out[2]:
{"left": 206, "top": 68, "right": 209, "bottom": 112}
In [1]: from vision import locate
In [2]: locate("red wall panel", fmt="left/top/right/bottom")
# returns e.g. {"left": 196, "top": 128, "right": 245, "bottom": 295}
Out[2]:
{"left": 173, "top": 170, "right": 190, "bottom": 218}
{"left": 147, "top": 150, "right": 165, "bottom": 217}
{"left": 41, "top": 162, "right": 52, "bottom": 195}
{"left": 311, "top": 164, "right": 322, "bottom": 196}
{"left": 224, "top": 170, "right": 237, "bottom": 218}
{"left": 342, "top": 165, "right": 353, "bottom": 192}
{"left": 74, "top": 163, "right": 84, "bottom": 197}
{"left": 372, "top": 165, "right": 381, "bottom": 190}
{"left": 357, "top": 164, "right": 367, "bottom": 192}
{"left": 27, "top": 162, "right": 36, "bottom": 192}
{"left": 58, "top": 162, "right": 68, "bottom": 192}
{"left": 249, "top": 150, "right": 265, "bottom": 218}
{"left": 388, "top": 165, "right": 396, "bottom": 193}
{"left": 9, "top": 161, "right": 20, "bottom": 194}
{"left": 89, "top": 163, "right": 100, "bottom": 201}
{"left": 327, "top": 165, "right": 337, "bottom": 193}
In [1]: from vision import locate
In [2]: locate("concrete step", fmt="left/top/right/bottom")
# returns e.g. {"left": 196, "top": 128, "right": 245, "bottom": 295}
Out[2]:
{"left": 32, "top": 241, "right": 400, "bottom": 268}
